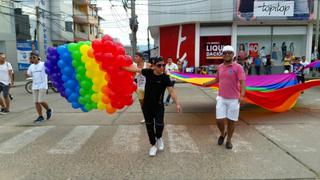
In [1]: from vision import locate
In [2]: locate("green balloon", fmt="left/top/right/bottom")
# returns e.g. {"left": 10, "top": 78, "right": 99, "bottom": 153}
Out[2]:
{"left": 77, "top": 66, "right": 86, "bottom": 75}
{"left": 90, "top": 103, "right": 97, "bottom": 109}
{"left": 85, "top": 104, "right": 92, "bottom": 111}
{"left": 67, "top": 43, "right": 77, "bottom": 52}
{"left": 78, "top": 97, "right": 86, "bottom": 105}
{"left": 72, "top": 51, "right": 82, "bottom": 61}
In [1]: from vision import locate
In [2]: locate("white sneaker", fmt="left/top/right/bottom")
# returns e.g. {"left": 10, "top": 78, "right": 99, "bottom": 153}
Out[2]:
{"left": 140, "top": 119, "right": 145, "bottom": 123}
{"left": 149, "top": 145, "right": 157, "bottom": 157}
{"left": 156, "top": 138, "right": 164, "bottom": 151}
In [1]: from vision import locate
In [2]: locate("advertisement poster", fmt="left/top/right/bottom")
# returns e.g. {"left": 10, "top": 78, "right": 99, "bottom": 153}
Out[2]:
{"left": 200, "top": 36, "right": 231, "bottom": 65}
{"left": 249, "top": 42, "right": 259, "bottom": 58}
{"left": 234, "top": 0, "right": 315, "bottom": 21}
{"left": 160, "top": 24, "right": 195, "bottom": 67}
{"left": 16, "top": 41, "right": 38, "bottom": 70}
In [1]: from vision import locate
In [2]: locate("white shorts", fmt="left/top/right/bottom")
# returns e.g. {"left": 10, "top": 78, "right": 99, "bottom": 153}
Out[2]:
{"left": 33, "top": 89, "right": 47, "bottom": 103}
{"left": 216, "top": 96, "right": 240, "bottom": 121}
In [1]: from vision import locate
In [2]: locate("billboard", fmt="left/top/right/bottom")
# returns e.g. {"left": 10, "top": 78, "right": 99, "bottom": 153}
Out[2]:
{"left": 235, "top": 0, "right": 315, "bottom": 21}
{"left": 200, "top": 36, "right": 231, "bottom": 65}
{"left": 16, "top": 41, "right": 38, "bottom": 70}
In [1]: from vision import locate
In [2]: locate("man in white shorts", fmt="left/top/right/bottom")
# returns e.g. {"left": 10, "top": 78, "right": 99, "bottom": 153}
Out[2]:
{"left": 25, "top": 51, "right": 52, "bottom": 123}
{"left": 203, "top": 45, "right": 246, "bottom": 149}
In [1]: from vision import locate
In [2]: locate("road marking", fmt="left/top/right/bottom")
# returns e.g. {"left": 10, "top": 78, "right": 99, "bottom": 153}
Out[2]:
{"left": 48, "top": 126, "right": 99, "bottom": 154}
{"left": 166, "top": 125, "right": 199, "bottom": 153}
{"left": 108, "top": 125, "right": 142, "bottom": 153}
{"left": 0, "top": 126, "right": 54, "bottom": 154}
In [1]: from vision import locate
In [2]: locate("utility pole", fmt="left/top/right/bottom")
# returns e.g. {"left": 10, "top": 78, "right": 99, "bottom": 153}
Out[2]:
{"left": 36, "top": 6, "right": 41, "bottom": 55}
{"left": 315, "top": 0, "right": 320, "bottom": 58}
{"left": 129, "top": 0, "right": 138, "bottom": 57}
{"left": 147, "top": 27, "right": 150, "bottom": 60}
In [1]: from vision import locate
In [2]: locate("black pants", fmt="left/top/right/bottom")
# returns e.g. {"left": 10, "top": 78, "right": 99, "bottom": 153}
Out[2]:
{"left": 142, "top": 105, "right": 165, "bottom": 145}
{"left": 255, "top": 66, "right": 261, "bottom": 75}
{"left": 297, "top": 75, "right": 305, "bottom": 84}
{"left": 165, "top": 81, "right": 175, "bottom": 103}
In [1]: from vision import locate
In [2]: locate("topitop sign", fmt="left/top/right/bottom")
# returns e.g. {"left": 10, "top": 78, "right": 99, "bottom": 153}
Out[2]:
{"left": 254, "top": 1, "right": 294, "bottom": 17}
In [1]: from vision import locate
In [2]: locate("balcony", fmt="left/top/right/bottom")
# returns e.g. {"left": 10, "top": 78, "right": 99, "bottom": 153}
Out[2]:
{"left": 75, "top": 31, "right": 89, "bottom": 41}
{"left": 88, "top": 16, "right": 98, "bottom": 25}
{"left": 73, "top": 0, "right": 89, "bottom": 5}
{"left": 73, "top": 9, "right": 88, "bottom": 24}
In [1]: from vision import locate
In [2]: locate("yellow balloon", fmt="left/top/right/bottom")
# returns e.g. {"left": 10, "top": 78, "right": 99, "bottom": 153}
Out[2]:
{"left": 97, "top": 102, "right": 107, "bottom": 110}
{"left": 92, "top": 85, "right": 100, "bottom": 92}
{"left": 85, "top": 70, "right": 95, "bottom": 78}
{"left": 80, "top": 45, "right": 90, "bottom": 54}
{"left": 91, "top": 94, "right": 99, "bottom": 103}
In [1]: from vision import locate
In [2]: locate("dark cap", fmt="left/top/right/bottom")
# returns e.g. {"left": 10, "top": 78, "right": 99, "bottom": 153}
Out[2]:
{"left": 150, "top": 56, "right": 164, "bottom": 64}
{"left": 30, "top": 50, "right": 39, "bottom": 56}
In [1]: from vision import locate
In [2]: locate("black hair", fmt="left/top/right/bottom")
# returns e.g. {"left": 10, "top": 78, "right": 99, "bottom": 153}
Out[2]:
{"left": 150, "top": 56, "right": 164, "bottom": 64}
{"left": 135, "top": 52, "right": 144, "bottom": 59}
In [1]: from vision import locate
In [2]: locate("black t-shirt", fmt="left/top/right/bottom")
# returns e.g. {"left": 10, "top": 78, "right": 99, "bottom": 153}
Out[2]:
{"left": 239, "top": 0, "right": 254, "bottom": 13}
{"left": 141, "top": 69, "right": 173, "bottom": 106}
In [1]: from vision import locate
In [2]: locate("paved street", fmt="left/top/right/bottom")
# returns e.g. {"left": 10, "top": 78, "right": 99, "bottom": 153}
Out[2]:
{"left": 0, "top": 83, "right": 320, "bottom": 179}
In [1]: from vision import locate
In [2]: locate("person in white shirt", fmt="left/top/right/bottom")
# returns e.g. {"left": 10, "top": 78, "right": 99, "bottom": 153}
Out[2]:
{"left": 25, "top": 51, "right": 52, "bottom": 123}
{"left": 0, "top": 52, "right": 13, "bottom": 114}
{"left": 301, "top": 56, "right": 309, "bottom": 75}
{"left": 165, "top": 57, "right": 178, "bottom": 105}
{"left": 134, "top": 52, "right": 151, "bottom": 123}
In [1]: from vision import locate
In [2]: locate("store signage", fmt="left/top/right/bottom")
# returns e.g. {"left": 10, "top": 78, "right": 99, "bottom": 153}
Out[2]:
{"left": 206, "top": 42, "right": 225, "bottom": 59}
{"left": 254, "top": 1, "right": 294, "bottom": 17}
{"left": 160, "top": 24, "right": 195, "bottom": 67}
{"left": 16, "top": 41, "right": 38, "bottom": 70}
{"left": 249, "top": 43, "right": 259, "bottom": 58}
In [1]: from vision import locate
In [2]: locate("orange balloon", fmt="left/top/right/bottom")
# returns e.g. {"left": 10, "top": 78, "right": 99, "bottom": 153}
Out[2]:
{"left": 106, "top": 103, "right": 116, "bottom": 114}
{"left": 102, "top": 95, "right": 111, "bottom": 104}
{"left": 101, "top": 85, "right": 110, "bottom": 94}
{"left": 87, "top": 48, "right": 95, "bottom": 59}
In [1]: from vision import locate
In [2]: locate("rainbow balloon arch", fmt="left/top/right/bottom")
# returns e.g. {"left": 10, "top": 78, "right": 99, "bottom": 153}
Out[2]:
{"left": 45, "top": 35, "right": 136, "bottom": 114}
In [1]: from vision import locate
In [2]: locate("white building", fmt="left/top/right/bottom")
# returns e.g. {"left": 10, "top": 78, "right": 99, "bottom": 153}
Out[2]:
{"left": 148, "top": 0, "right": 318, "bottom": 68}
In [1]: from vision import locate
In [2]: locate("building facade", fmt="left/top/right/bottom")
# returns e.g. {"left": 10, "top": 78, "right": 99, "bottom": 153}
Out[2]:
{"left": 149, "top": 0, "right": 318, "bottom": 68}
{"left": 73, "top": 0, "right": 100, "bottom": 42}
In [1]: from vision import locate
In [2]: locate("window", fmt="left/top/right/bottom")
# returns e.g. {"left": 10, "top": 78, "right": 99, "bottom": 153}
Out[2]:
{"left": 65, "top": 21, "right": 73, "bottom": 32}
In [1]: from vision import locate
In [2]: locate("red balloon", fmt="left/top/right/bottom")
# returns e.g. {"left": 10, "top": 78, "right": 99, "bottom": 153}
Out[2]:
{"left": 92, "top": 40, "right": 103, "bottom": 52}
{"left": 115, "top": 46, "right": 125, "bottom": 55}
{"left": 124, "top": 55, "right": 133, "bottom": 66}
{"left": 114, "top": 55, "right": 126, "bottom": 67}
{"left": 94, "top": 52, "right": 103, "bottom": 63}
{"left": 102, "top": 40, "right": 115, "bottom": 53}
{"left": 101, "top": 34, "right": 113, "bottom": 42}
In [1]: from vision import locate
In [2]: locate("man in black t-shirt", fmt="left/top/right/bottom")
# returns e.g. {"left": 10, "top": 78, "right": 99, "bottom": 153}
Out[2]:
{"left": 122, "top": 56, "right": 182, "bottom": 157}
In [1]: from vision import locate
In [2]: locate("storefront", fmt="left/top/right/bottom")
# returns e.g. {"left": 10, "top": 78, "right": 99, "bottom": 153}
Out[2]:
{"left": 155, "top": 0, "right": 316, "bottom": 69}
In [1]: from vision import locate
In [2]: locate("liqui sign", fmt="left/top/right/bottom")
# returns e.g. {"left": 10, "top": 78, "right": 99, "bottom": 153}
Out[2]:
{"left": 254, "top": 1, "right": 294, "bottom": 17}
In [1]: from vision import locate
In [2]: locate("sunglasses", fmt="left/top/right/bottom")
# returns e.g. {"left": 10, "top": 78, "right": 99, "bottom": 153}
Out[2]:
{"left": 156, "top": 64, "right": 165, "bottom": 68}
{"left": 223, "top": 51, "right": 233, "bottom": 55}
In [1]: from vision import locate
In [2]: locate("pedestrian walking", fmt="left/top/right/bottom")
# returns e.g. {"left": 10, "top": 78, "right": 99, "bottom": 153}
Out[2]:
{"left": 164, "top": 57, "right": 179, "bottom": 106}
{"left": 122, "top": 56, "right": 182, "bottom": 156}
{"left": 134, "top": 52, "right": 151, "bottom": 123}
{"left": 203, "top": 45, "right": 246, "bottom": 149}
{"left": 0, "top": 52, "right": 14, "bottom": 115}
{"left": 25, "top": 51, "right": 52, "bottom": 123}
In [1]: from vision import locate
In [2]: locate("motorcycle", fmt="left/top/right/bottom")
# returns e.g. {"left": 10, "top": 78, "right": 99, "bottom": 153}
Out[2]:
{"left": 25, "top": 77, "right": 58, "bottom": 94}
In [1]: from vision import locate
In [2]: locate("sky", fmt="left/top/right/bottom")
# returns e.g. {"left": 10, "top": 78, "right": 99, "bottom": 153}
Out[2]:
{"left": 97, "top": 0, "right": 153, "bottom": 46}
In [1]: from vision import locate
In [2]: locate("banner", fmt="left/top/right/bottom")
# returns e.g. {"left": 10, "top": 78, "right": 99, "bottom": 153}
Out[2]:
{"left": 16, "top": 41, "right": 38, "bottom": 70}
{"left": 235, "top": 0, "right": 315, "bottom": 21}
{"left": 249, "top": 43, "right": 259, "bottom": 58}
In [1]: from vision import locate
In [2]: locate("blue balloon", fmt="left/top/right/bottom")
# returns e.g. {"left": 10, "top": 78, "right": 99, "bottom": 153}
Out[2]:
{"left": 62, "top": 75, "right": 69, "bottom": 82}
{"left": 72, "top": 102, "right": 81, "bottom": 109}
{"left": 65, "top": 88, "right": 73, "bottom": 97}
{"left": 58, "top": 60, "right": 66, "bottom": 68}
{"left": 65, "top": 80, "right": 76, "bottom": 89}
{"left": 80, "top": 107, "right": 88, "bottom": 112}
{"left": 62, "top": 66, "right": 74, "bottom": 76}
{"left": 68, "top": 93, "right": 78, "bottom": 102}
